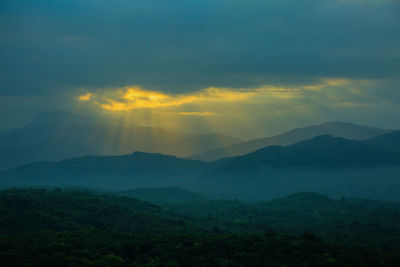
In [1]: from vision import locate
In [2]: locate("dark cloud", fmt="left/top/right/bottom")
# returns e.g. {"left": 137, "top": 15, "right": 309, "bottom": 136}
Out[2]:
{"left": 1, "top": 0, "right": 399, "bottom": 94}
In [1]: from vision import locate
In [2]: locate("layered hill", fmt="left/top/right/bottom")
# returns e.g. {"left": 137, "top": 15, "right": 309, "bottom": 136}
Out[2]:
{"left": 190, "top": 121, "right": 392, "bottom": 161}
{"left": 216, "top": 135, "right": 400, "bottom": 171}
{"left": 1, "top": 131, "right": 400, "bottom": 200}
{"left": 193, "top": 135, "right": 400, "bottom": 200}
{"left": 0, "top": 111, "right": 241, "bottom": 171}
{"left": 0, "top": 152, "right": 209, "bottom": 190}
{"left": 366, "top": 130, "right": 400, "bottom": 152}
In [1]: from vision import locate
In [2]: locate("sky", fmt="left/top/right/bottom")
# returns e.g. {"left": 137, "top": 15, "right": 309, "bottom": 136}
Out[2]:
{"left": 1, "top": 0, "right": 400, "bottom": 139}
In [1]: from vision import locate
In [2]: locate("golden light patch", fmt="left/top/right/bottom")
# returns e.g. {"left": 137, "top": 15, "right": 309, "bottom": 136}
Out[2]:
{"left": 159, "top": 111, "right": 216, "bottom": 116}
{"left": 335, "top": 102, "right": 367, "bottom": 107}
{"left": 303, "top": 84, "right": 325, "bottom": 91}
{"left": 93, "top": 87, "right": 258, "bottom": 112}
{"left": 78, "top": 92, "right": 93, "bottom": 101}
{"left": 73, "top": 79, "right": 383, "bottom": 140}
{"left": 324, "top": 78, "right": 351, "bottom": 87}
{"left": 257, "top": 86, "right": 302, "bottom": 99}
{"left": 78, "top": 78, "right": 363, "bottom": 115}
{"left": 303, "top": 78, "right": 352, "bottom": 91}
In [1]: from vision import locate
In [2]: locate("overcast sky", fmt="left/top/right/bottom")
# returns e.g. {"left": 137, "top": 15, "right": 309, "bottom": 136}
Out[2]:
{"left": 1, "top": 0, "right": 399, "bottom": 138}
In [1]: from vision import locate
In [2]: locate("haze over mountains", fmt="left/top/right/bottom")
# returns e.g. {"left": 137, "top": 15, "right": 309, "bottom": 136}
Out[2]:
{"left": 189, "top": 121, "right": 392, "bottom": 161}
{"left": 0, "top": 112, "right": 241, "bottom": 171}
{"left": 1, "top": 129, "right": 399, "bottom": 201}
{"left": 196, "top": 135, "right": 400, "bottom": 200}
{"left": 217, "top": 135, "right": 400, "bottom": 170}
{"left": 0, "top": 111, "right": 393, "bottom": 172}
{"left": 366, "top": 130, "right": 400, "bottom": 153}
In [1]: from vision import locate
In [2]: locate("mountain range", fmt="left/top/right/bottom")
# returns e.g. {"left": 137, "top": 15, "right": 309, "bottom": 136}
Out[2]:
{"left": 0, "top": 112, "right": 393, "bottom": 172}
{"left": 216, "top": 134, "right": 400, "bottom": 171}
{"left": 1, "top": 128, "right": 399, "bottom": 201}
{"left": 0, "top": 112, "right": 241, "bottom": 171}
{"left": 189, "top": 121, "right": 392, "bottom": 161}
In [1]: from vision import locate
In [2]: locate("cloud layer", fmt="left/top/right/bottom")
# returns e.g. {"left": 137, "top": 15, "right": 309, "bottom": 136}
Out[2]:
{"left": 1, "top": 0, "right": 400, "bottom": 137}
{"left": 1, "top": 0, "right": 399, "bottom": 94}
{"left": 71, "top": 78, "right": 400, "bottom": 139}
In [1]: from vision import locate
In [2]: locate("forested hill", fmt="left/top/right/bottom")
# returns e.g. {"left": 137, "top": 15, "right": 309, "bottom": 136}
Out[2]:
{"left": 0, "top": 188, "right": 196, "bottom": 234}
{"left": 153, "top": 191, "right": 400, "bottom": 250}
{"left": 118, "top": 187, "right": 208, "bottom": 205}
{"left": 1, "top": 189, "right": 400, "bottom": 266}
{"left": 2, "top": 230, "right": 397, "bottom": 267}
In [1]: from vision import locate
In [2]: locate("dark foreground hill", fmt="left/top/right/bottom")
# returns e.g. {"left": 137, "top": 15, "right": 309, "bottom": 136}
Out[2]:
{"left": 161, "top": 191, "right": 400, "bottom": 250}
{"left": 1, "top": 189, "right": 400, "bottom": 266}
{"left": 0, "top": 188, "right": 194, "bottom": 234}
{"left": 3, "top": 230, "right": 397, "bottom": 267}
{"left": 118, "top": 187, "right": 207, "bottom": 205}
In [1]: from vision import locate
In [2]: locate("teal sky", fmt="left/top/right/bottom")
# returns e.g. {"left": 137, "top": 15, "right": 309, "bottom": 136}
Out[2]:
{"left": 1, "top": 0, "right": 399, "bottom": 138}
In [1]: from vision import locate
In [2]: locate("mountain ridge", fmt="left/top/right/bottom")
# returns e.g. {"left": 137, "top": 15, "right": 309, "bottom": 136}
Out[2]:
{"left": 189, "top": 121, "right": 393, "bottom": 161}
{"left": 213, "top": 135, "right": 400, "bottom": 172}
{"left": 2, "top": 131, "right": 400, "bottom": 200}
{"left": 0, "top": 111, "right": 242, "bottom": 171}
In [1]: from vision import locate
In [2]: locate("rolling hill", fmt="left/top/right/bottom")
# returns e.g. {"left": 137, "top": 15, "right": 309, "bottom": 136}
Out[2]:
{"left": 0, "top": 111, "right": 241, "bottom": 171}
{"left": 0, "top": 152, "right": 209, "bottom": 190}
{"left": 1, "top": 190, "right": 399, "bottom": 266}
{"left": 1, "top": 131, "right": 400, "bottom": 201}
{"left": 216, "top": 135, "right": 400, "bottom": 171}
{"left": 189, "top": 121, "right": 392, "bottom": 161}
{"left": 191, "top": 135, "right": 400, "bottom": 200}
{"left": 366, "top": 130, "right": 400, "bottom": 153}
{"left": 0, "top": 188, "right": 195, "bottom": 234}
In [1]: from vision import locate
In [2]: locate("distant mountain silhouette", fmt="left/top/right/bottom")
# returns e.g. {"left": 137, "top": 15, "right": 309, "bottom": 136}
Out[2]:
{"left": 190, "top": 134, "right": 400, "bottom": 201}
{"left": 365, "top": 130, "right": 400, "bottom": 153}
{"left": 2, "top": 133, "right": 400, "bottom": 201}
{"left": 0, "top": 152, "right": 208, "bottom": 189}
{"left": 189, "top": 121, "right": 392, "bottom": 161}
{"left": 0, "top": 111, "right": 241, "bottom": 171}
{"left": 216, "top": 135, "right": 400, "bottom": 171}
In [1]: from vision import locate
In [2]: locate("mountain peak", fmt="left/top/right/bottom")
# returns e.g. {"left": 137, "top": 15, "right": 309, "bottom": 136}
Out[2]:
{"left": 292, "top": 134, "right": 346, "bottom": 146}
{"left": 190, "top": 121, "right": 392, "bottom": 161}
{"left": 131, "top": 151, "right": 178, "bottom": 159}
{"left": 319, "top": 121, "right": 387, "bottom": 130}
